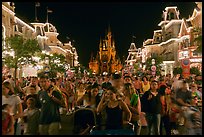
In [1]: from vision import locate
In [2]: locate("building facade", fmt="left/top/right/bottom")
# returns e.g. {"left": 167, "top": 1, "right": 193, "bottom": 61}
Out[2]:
{"left": 2, "top": 2, "right": 79, "bottom": 77}
{"left": 141, "top": 3, "right": 202, "bottom": 76}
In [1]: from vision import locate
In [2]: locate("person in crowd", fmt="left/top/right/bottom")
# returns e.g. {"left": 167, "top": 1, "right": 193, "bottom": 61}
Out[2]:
{"left": 123, "top": 75, "right": 132, "bottom": 84}
{"left": 50, "top": 78, "right": 67, "bottom": 115}
{"left": 171, "top": 74, "right": 183, "bottom": 92}
{"left": 97, "top": 86, "right": 132, "bottom": 130}
{"left": 77, "top": 84, "right": 93, "bottom": 108}
{"left": 67, "top": 82, "right": 76, "bottom": 115}
{"left": 101, "top": 75, "right": 112, "bottom": 91}
{"left": 61, "top": 80, "right": 73, "bottom": 115}
{"left": 14, "top": 79, "right": 24, "bottom": 99}
{"left": 165, "top": 74, "right": 173, "bottom": 87}
{"left": 182, "top": 96, "right": 202, "bottom": 135}
{"left": 110, "top": 73, "right": 123, "bottom": 91}
{"left": 2, "top": 104, "right": 15, "bottom": 135}
{"left": 22, "top": 97, "right": 40, "bottom": 135}
{"left": 123, "top": 82, "right": 141, "bottom": 135}
{"left": 140, "top": 80, "right": 162, "bottom": 135}
{"left": 23, "top": 77, "right": 40, "bottom": 95}
{"left": 38, "top": 75, "right": 65, "bottom": 135}
{"left": 2, "top": 81, "right": 23, "bottom": 135}
{"left": 133, "top": 76, "right": 142, "bottom": 95}
{"left": 158, "top": 85, "right": 171, "bottom": 135}
{"left": 190, "top": 83, "right": 202, "bottom": 100}
{"left": 76, "top": 83, "right": 86, "bottom": 106}
{"left": 175, "top": 80, "right": 192, "bottom": 127}
{"left": 23, "top": 85, "right": 41, "bottom": 109}
{"left": 141, "top": 76, "right": 150, "bottom": 95}
{"left": 158, "top": 76, "right": 167, "bottom": 88}
{"left": 4, "top": 74, "right": 15, "bottom": 88}
{"left": 91, "top": 86, "right": 101, "bottom": 109}
{"left": 76, "top": 85, "right": 100, "bottom": 110}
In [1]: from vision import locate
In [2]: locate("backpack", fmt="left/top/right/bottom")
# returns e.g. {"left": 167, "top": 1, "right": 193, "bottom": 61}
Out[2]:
{"left": 130, "top": 93, "right": 139, "bottom": 106}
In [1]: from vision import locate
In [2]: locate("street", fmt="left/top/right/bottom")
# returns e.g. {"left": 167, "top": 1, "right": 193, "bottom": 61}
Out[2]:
{"left": 59, "top": 112, "right": 186, "bottom": 135}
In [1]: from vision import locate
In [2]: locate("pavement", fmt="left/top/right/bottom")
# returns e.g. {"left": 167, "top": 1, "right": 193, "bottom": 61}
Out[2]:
{"left": 59, "top": 112, "right": 74, "bottom": 135}
{"left": 59, "top": 110, "right": 187, "bottom": 135}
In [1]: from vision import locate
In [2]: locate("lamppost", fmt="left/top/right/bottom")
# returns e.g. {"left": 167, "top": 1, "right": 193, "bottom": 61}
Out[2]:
{"left": 151, "top": 59, "right": 156, "bottom": 76}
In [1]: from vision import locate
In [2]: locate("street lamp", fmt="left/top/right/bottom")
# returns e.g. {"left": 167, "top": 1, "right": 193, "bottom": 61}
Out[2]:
{"left": 151, "top": 59, "right": 156, "bottom": 76}
{"left": 151, "top": 59, "right": 155, "bottom": 65}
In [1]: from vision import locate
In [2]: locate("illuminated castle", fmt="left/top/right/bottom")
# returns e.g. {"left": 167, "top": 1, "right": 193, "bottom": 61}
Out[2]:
{"left": 89, "top": 26, "right": 123, "bottom": 75}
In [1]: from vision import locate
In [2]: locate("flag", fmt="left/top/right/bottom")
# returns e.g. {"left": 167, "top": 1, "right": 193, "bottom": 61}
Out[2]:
{"left": 47, "top": 8, "right": 53, "bottom": 13}
{"left": 35, "top": 2, "right": 40, "bottom": 7}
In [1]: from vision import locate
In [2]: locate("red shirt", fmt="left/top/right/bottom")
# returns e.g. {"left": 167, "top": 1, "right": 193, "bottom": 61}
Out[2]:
{"left": 2, "top": 112, "right": 12, "bottom": 135}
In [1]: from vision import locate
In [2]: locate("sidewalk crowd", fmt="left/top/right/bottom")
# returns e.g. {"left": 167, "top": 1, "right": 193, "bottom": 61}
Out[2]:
{"left": 2, "top": 70, "right": 202, "bottom": 135}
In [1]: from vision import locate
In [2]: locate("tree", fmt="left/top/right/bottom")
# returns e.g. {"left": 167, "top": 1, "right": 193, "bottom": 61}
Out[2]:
{"left": 39, "top": 53, "right": 67, "bottom": 78}
{"left": 4, "top": 35, "right": 41, "bottom": 85}
{"left": 190, "top": 67, "right": 201, "bottom": 76}
{"left": 192, "top": 27, "right": 202, "bottom": 53}
{"left": 145, "top": 55, "right": 163, "bottom": 76}
{"left": 173, "top": 67, "right": 182, "bottom": 75}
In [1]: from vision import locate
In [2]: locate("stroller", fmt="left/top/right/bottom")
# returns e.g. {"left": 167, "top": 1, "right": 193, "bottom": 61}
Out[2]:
{"left": 89, "top": 122, "right": 135, "bottom": 135}
{"left": 73, "top": 107, "right": 97, "bottom": 135}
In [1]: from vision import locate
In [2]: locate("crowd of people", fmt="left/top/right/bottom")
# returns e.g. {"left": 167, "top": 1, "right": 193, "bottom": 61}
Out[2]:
{"left": 2, "top": 71, "right": 202, "bottom": 135}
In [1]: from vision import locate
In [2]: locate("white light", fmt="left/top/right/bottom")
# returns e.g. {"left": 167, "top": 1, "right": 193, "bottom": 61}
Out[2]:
{"left": 190, "top": 58, "right": 202, "bottom": 63}
{"left": 2, "top": 4, "right": 15, "bottom": 16}
{"left": 152, "top": 59, "right": 155, "bottom": 65}
{"left": 15, "top": 17, "right": 35, "bottom": 32}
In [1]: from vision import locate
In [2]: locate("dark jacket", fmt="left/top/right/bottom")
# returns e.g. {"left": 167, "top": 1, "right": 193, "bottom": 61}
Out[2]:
{"left": 141, "top": 90, "right": 162, "bottom": 114}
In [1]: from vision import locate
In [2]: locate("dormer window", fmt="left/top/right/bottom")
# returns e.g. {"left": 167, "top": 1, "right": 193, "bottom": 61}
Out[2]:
{"left": 36, "top": 27, "right": 41, "bottom": 36}
{"left": 168, "top": 12, "right": 175, "bottom": 20}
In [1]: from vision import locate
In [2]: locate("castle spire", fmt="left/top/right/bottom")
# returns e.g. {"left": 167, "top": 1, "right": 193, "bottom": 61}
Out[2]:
{"left": 99, "top": 37, "right": 102, "bottom": 48}
{"left": 108, "top": 23, "right": 111, "bottom": 33}
{"left": 90, "top": 52, "right": 93, "bottom": 62}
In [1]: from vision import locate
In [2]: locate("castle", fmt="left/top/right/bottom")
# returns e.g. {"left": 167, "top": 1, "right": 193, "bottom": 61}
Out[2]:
{"left": 89, "top": 26, "right": 123, "bottom": 75}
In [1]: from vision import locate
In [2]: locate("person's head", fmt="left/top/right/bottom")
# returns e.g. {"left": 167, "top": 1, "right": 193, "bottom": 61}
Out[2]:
{"left": 150, "top": 80, "right": 159, "bottom": 91}
{"left": 159, "top": 76, "right": 165, "bottom": 82}
{"left": 124, "top": 83, "right": 136, "bottom": 95}
{"left": 181, "top": 81, "right": 188, "bottom": 91}
{"left": 2, "top": 81, "right": 14, "bottom": 96}
{"left": 39, "top": 75, "right": 50, "bottom": 90}
{"left": 26, "top": 97, "right": 36, "bottom": 109}
{"left": 103, "top": 75, "right": 109, "bottom": 82}
{"left": 135, "top": 76, "right": 139, "bottom": 81}
{"left": 7, "top": 75, "right": 12, "bottom": 79}
{"left": 176, "top": 74, "right": 180, "bottom": 79}
{"left": 142, "top": 76, "right": 148, "bottom": 82}
{"left": 158, "top": 85, "right": 168, "bottom": 96}
{"left": 29, "top": 85, "right": 37, "bottom": 94}
{"left": 198, "top": 86, "right": 202, "bottom": 92}
{"left": 191, "top": 83, "right": 198, "bottom": 91}
{"left": 111, "top": 74, "right": 122, "bottom": 87}
{"left": 106, "top": 86, "right": 118, "bottom": 101}
{"left": 190, "top": 96, "right": 198, "bottom": 106}
{"left": 91, "top": 88, "right": 99, "bottom": 97}
{"left": 123, "top": 75, "right": 132, "bottom": 84}
{"left": 30, "top": 77, "right": 38, "bottom": 86}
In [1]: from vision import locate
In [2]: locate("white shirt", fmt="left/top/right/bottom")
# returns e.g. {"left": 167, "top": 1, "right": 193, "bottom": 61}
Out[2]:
{"left": 2, "top": 94, "right": 21, "bottom": 115}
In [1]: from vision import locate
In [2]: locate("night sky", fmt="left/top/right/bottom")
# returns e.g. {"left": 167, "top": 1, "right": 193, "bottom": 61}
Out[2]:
{"left": 14, "top": 2, "right": 196, "bottom": 67}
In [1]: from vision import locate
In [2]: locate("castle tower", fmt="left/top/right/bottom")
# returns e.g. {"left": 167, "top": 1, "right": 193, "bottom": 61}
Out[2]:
{"left": 89, "top": 26, "right": 122, "bottom": 74}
